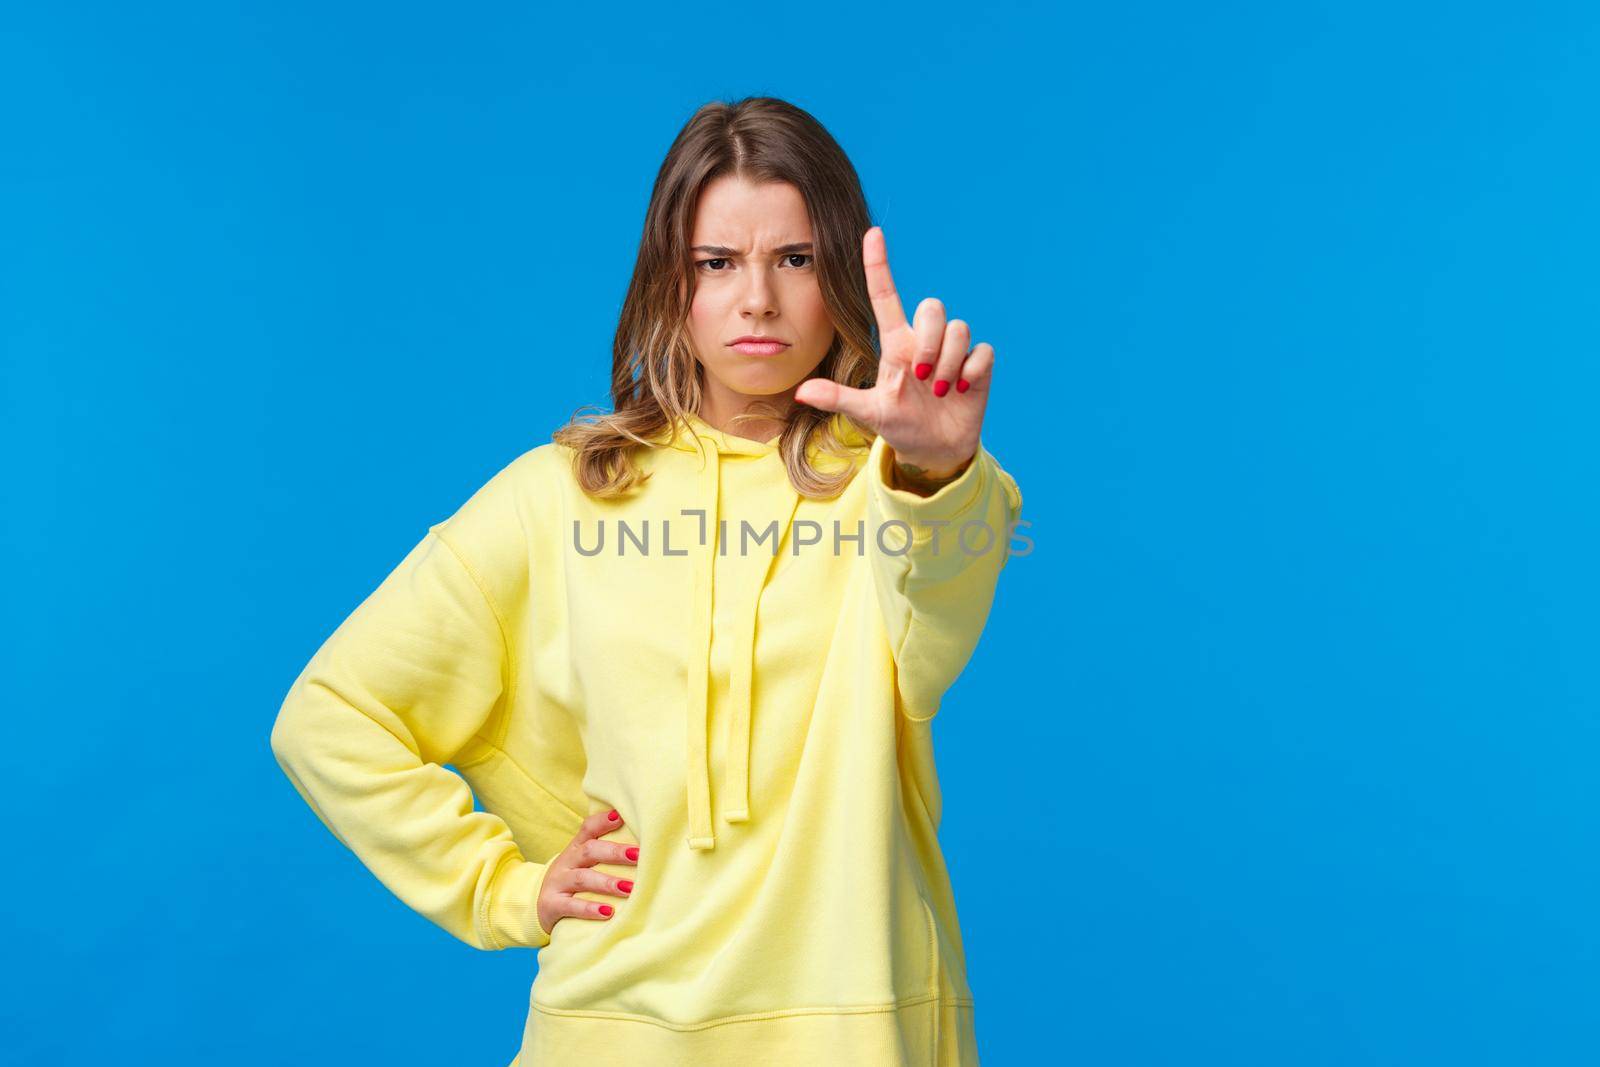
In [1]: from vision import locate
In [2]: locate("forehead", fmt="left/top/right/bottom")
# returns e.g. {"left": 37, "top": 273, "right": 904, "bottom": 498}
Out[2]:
{"left": 691, "top": 175, "right": 813, "bottom": 243}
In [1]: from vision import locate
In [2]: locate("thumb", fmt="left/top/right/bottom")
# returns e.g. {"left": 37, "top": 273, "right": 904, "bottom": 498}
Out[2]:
{"left": 794, "top": 377, "right": 879, "bottom": 430}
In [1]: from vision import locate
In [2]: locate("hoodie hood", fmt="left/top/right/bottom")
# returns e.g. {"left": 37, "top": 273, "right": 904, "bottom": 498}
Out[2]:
{"left": 650, "top": 410, "right": 866, "bottom": 851}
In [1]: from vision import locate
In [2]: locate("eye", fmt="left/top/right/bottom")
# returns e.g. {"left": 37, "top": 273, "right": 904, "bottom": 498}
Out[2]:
{"left": 696, "top": 258, "right": 729, "bottom": 272}
{"left": 784, "top": 254, "right": 813, "bottom": 268}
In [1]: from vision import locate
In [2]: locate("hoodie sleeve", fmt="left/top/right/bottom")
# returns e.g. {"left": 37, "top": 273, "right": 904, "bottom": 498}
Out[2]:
{"left": 865, "top": 433, "right": 1024, "bottom": 722}
{"left": 269, "top": 456, "right": 554, "bottom": 951}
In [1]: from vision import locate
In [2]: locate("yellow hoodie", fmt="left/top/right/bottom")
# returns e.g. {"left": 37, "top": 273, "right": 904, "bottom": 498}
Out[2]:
{"left": 270, "top": 410, "right": 1023, "bottom": 1065}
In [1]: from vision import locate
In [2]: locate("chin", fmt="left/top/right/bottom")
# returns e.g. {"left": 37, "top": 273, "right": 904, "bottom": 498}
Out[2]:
{"left": 716, "top": 365, "right": 809, "bottom": 397}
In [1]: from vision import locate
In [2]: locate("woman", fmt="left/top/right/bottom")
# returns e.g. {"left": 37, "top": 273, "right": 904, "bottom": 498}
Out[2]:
{"left": 270, "top": 96, "right": 1023, "bottom": 1065}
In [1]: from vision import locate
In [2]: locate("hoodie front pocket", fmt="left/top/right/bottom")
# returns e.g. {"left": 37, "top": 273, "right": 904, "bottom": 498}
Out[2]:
{"left": 918, "top": 890, "right": 941, "bottom": 1002}
{"left": 453, "top": 743, "right": 585, "bottom": 869}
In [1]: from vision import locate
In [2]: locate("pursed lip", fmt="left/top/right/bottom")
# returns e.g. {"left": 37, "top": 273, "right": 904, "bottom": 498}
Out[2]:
{"left": 728, "top": 335, "right": 790, "bottom": 347}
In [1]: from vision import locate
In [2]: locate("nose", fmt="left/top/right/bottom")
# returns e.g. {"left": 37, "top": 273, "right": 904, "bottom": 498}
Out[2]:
{"left": 739, "top": 264, "right": 779, "bottom": 318}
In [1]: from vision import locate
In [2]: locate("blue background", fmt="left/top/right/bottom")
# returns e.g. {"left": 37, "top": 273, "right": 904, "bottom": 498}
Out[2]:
{"left": 4, "top": 3, "right": 1596, "bottom": 1064}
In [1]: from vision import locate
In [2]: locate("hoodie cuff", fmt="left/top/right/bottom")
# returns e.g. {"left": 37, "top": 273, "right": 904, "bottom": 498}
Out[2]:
{"left": 868, "top": 434, "right": 993, "bottom": 543}
{"left": 483, "top": 854, "right": 555, "bottom": 950}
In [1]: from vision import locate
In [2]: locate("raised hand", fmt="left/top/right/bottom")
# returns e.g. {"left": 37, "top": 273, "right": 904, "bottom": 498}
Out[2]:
{"left": 793, "top": 226, "right": 995, "bottom": 482}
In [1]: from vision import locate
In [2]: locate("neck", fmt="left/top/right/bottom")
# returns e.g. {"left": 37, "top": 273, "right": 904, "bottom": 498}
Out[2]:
{"left": 696, "top": 386, "right": 795, "bottom": 444}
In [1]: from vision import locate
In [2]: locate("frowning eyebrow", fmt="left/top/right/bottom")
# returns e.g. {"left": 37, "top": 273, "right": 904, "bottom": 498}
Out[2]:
{"left": 691, "top": 242, "right": 815, "bottom": 256}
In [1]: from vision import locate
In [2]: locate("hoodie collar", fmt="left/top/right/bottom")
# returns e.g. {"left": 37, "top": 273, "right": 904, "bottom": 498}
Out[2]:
{"left": 665, "top": 410, "right": 781, "bottom": 456}
{"left": 650, "top": 410, "right": 862, "bottom": 851}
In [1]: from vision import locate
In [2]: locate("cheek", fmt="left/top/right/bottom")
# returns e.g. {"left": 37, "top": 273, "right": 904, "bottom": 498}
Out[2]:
{"left": 795, "top": 288, "right": 834, "bottom": 342}
{"left": 686, "top": 296, "right": 719, "bottom": 354}
{"left": 689, "top": 289, "right": 732, "bottom": 334}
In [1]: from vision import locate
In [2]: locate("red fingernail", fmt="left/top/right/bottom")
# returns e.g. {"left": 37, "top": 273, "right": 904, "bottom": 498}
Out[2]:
{"left": 626, "top": 847, "right": 639, "bottom": 861}
{"left": 618, "top": 880, "right": 634, "bottom": 893}
{"left": 607, "top": 809, "right": 619, "bottom": 821}
{"left": 915, "top": 362, "right": 933, "bottom": 380}
{"left": 956, "top": 378, "right": 969, "bottom": 393}
{"left": 599, "top": 904, "right": 614, "bottom": 916}
{"left": 933, "top": 379, "right": 950, "bottom": 397}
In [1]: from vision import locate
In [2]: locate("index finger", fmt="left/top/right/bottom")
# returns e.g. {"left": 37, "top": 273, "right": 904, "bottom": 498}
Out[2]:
{"left": 576, "top": 807, "right": 626, "bottom": 843}
{"left": 862, "top": 226, "right": 908, "bottom": 337}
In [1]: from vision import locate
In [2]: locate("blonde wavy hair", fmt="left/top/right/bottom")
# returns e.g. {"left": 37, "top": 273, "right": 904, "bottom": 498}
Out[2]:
{"left": 551, "top": 96, "right": 881, "bottom": 499}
